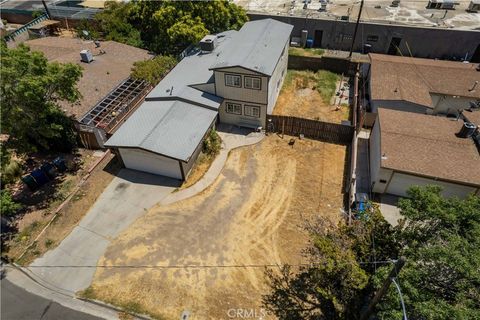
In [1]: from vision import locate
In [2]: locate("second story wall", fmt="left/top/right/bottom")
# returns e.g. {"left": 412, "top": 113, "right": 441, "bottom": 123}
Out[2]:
{"left": 214, "top": 67, "right": 268, "bottom": 105}
{"left": 268, "top": 39, "right": 289, "bottom": 114}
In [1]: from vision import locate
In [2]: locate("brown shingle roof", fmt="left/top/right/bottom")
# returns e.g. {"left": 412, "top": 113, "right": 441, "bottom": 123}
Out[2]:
{"left": 25, "top": 37, "right": 152, "bottom": 118}
{"left": 378, "top": 108, "right": 480, "bottom": 186}
{"left": 369, "top": 54, "right": 480, "bottom": 108}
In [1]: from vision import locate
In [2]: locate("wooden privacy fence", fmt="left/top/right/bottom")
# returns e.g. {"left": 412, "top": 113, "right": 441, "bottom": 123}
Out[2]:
{"left": 268, "top": 115, "right": 354, "bottom": 144}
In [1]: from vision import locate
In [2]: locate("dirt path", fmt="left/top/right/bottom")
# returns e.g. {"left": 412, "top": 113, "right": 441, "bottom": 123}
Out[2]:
{"left": 90, "top": 136, "right": 347, "bottom": 319}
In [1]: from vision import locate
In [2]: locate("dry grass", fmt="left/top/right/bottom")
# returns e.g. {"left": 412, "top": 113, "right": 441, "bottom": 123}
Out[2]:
{"left": 274, "top": 70, "right": 350, "bottom": 122}
{"left": 180, "top": 153, "right": 214, "bottom": 190}
{"left": 89, "top": 135, "right": 347, "bottom": 320}
{"left": 8, "top": 153, "right": 121, "bottom": 265}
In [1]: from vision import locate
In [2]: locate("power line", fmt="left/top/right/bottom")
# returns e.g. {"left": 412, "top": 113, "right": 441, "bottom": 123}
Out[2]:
{"left": 24, "top": 260, "right": 397, "bottom": 269}
{"left": 392, "top": 277, "right": 408, "bottom": 320}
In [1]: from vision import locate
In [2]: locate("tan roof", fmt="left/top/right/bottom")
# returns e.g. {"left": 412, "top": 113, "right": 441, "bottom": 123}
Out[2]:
{"left": 378, "top": 108, "right": 480, "bottom": 186}
{"left": 25, "top": 37, "right": 152, "bottom": 118}
{"left": 464, "top": 110, "right": 480, "bottom": 127}
{"left": 369, "top": 54, "right": 480, "bottom": 108}
{"left": 27, "top": 20, "right": 61, "bottom": 30}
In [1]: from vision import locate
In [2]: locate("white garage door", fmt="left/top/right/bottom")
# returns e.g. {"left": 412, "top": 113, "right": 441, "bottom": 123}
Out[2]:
{"left": 119, "top": 148, "right": 182, "bottom": 180}
{"left": 386, "top": 172, "right": 476, "bottom": 198}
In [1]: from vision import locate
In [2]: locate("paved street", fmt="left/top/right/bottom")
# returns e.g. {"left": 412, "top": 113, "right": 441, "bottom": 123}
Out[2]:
{"left": 30, "top": 169, "right": 178, "bottom": 293}
{"left": 1, "top": 279, "right": 103, "bottom": 320}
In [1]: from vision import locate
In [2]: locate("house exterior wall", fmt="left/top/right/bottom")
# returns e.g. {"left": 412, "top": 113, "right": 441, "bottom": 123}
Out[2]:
{"left": 268, "top": 39, "right": 289, "bottom": 114}
{"left": 214, "top": 68, "right": 268, "bottom": 105}
{"left": 218, "top": 99, "right": 266, "bottom": 128}
{"left": 386, "top": 172, "right": 479, "bottom": 198}
{"left": 119, "top": 148, "right": 183, "bottom": 180}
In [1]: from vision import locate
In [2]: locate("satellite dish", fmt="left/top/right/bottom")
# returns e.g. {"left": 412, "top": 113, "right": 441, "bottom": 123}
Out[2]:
{"left": 82, "top": 30, "right": 89, "bottom": 37}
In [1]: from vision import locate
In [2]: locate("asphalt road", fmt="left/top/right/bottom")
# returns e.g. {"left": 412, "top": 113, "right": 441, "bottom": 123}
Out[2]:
{"left": 1, "top": 279, "right": 103, "bottom": 320}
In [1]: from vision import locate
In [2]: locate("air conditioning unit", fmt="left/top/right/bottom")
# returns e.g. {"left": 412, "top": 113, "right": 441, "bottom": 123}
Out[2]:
{"left": 80, "top": 49, "right": 93, "bottom": 63}
{"left": 199, "top": 35, "right": 217, "bottom": 52}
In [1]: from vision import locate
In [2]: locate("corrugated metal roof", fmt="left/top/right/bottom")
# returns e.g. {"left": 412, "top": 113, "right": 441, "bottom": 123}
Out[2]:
{"left": 104, "top": 100, "right": 217, "bottom": 162}
{"left": 146, "top": 30, "right": 237, "bottom": 108}
{"left": 210, "top": 19, "right": 293, "bottom": 76}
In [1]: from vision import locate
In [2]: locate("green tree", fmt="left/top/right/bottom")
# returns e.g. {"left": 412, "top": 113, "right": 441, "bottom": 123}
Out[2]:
{"left": 374, "top": 186, "right": 480, "bottom": 320}
{"left": 94, "top": 1, "right": 142, "bottom": 47}
{"left": 131, "top": 55, "right": 177, "bottom": 86}
{"left": 87, "top": 0, "right": 248, "bottom": 54}
{"left": 0, "top": 43, "right": 82, "bottom": 153}
{"left": 264, "top": 186, "right": 480, "bottom": 320}
{"left": 0, "top": 190, "right": 22, "bottom": 217}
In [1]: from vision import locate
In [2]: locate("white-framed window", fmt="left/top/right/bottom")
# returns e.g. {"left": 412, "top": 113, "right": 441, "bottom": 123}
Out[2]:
{"left": 244, "top": 76, "right": 261, "bottom": 90}
{"left": 226, "top": 102, "right": 242, "bottom": 115}
{"left": 225, "top": 74, "right": 241, "bottom": 87}
{"left": 244, "top": 105, "right": 261, "bottom": 118}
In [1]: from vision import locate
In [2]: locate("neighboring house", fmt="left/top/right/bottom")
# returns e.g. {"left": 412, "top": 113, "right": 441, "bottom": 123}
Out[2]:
{"left": 369, "top": 108, "right": 480, "bottom": 198}
{"left": 25, "top": 37, "right": 152, "bottom": 118}
{"left": 366, "top": 53, "right": 480, "bottom": 116}
{"left": 105, "top": 19, "right": 293, "bottom": 180}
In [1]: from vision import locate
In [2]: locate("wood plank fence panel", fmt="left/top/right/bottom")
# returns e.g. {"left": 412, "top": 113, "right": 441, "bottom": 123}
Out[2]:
{"left": 268, "top": 115, "right": 354, "bottom": 144}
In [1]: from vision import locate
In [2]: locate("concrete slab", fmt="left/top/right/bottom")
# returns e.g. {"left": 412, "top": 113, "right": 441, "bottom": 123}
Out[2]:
{"left": 29, "top": 169, "right": 178, "bottom": 294}
{"left": 356, "top": 137, "right": 371, "bottom": 194}
{"left": 379, "top": 194, "right": 403, "bottom": 226}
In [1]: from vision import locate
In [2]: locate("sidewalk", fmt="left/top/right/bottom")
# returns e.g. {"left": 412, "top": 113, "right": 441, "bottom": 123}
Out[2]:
{"left": 161, "top": 125, "right": 264, "bottom": 205}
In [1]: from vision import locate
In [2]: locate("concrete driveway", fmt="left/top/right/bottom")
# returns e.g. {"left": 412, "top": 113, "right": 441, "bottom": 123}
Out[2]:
{"left": 29, "top": 169, "right": 178, "bottom": 294}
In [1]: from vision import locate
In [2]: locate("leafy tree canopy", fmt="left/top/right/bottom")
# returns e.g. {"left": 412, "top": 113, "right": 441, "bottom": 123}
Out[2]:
{"left": 0, "top": 190, "right": 22, "bottom": 217}
{"left": 131, "top": 55, "right": 177, "bottom": 86}
{"left": 374, "top": 186, "right": 480, "bottom": 320}
{"left": 0, "top": 42, "right": 82, "bottom": 153}
{"left": 82, "top": 0, "right": 248, "bottom": 54}
{"left": 264, "top": 186, "right": 480, "bottom": 320}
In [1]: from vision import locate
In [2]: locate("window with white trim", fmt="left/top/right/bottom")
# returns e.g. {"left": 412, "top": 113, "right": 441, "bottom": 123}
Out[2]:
{"left": 244, "top": 76, "right": 261, "bottom": 90}
{"left": 225, "top": 74, "right": 241, "bottom": 87}
{"left": 226, "top": 102, "right": 242, "bottom": 115}
{"left": 244, "top": 105, "right": 261, "bottom": 118}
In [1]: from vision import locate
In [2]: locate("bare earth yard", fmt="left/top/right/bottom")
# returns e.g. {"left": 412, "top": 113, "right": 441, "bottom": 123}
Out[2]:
{"left": 273, "top": 70, "right": 350, "bottom": 123}
{"left": 88, "top": 135, "right": 347, "bottom": 319}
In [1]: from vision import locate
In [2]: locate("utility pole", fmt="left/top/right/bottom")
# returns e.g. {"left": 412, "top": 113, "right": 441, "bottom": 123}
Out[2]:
{"left": 359, "top": 257, "right": 406, "bottom": 320}
{"left": 348, "top": 0, "right": 364, "bottom": 59}
{"left": 41, "top": 0, "right": 52, "bottom": 18}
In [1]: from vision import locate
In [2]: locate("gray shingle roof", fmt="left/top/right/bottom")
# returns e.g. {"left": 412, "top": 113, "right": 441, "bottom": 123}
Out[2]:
{"left": 210, "top": 19, "right": 293, "bottom": 76}
{"left": 104, "top": 100, "right": 217, "bottom": 162}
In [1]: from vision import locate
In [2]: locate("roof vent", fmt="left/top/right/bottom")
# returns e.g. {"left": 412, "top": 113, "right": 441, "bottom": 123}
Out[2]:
{"left": 80, "top": 49, "right": 93, "bottom": 63}
{"left": 457, "top": 122, "right": 477, "bottom": 138}
{"left": 199, "top": 35, "right": 217, "bottom": 52}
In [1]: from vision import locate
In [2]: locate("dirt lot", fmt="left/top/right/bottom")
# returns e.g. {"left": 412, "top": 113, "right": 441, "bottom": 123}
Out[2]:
{"left": 273, "top": 70, "right": 350, "bottom": 123}
{"left": 89, "top": 135, "right": 347, "bottom": 320}
{"left": 4, "top": 151, "right": 121, "bottom": 265}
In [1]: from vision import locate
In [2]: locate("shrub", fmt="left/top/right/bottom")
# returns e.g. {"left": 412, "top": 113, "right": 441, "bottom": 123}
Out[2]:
{"left": 202, "top": 129, "right": 221, "bottom": 157}
{"left": 1, "top": 190, "right": 22, "bottom": 217}
{"left": 1, "top": 158, "right": 22, "bottom": 186}
{"left": 131, "top": 55, "right": 177, "bottom": 85}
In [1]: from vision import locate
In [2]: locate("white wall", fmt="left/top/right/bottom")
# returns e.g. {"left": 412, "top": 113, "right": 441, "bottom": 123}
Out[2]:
{"left": 267, "top": 39, "right": 289, "bottom": 114}
{"left": 119, "top": 148, "right": 182, "bottom": 180}
{"left": 386, "top": 172, "right": 479, "bottom": 198}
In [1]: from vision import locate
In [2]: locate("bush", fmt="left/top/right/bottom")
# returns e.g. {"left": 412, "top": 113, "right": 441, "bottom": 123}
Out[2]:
{"left": 0, "top": 190, "right": 22, "bottom": 217}
{"left": 131, "top": 56, "right": 177, "bottom": 85}
{"left": 1, "top": 158, "right": 22, "bottom": 186}
{"left": 202, "top": 129, "right": 221, "bottom": 157}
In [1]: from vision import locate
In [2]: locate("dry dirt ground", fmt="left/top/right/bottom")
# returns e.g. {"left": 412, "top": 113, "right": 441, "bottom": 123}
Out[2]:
{"left": 5, "top": 152, "right": 121, "bottom": 265}
{"left": 89, "top": 135, "right": 347, "bottom": 320}
{"left": 273, "top": 71, "right": 350, "bottom": 123}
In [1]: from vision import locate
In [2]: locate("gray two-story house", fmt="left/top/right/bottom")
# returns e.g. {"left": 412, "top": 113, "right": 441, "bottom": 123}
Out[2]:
{"left": 105, "top": 19, "right": 293, "bottom": 179}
